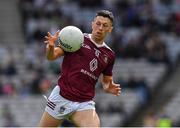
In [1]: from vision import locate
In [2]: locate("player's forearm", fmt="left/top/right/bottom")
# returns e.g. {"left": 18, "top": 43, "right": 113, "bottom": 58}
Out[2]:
{"left": 101, "top": 80, "right": 112, "bottom": 92}
{"left": 101, "top": 76, "right": 112, "bottom": 91}
{"left": 46, "top": 44, "right": 56, "bottom": 61}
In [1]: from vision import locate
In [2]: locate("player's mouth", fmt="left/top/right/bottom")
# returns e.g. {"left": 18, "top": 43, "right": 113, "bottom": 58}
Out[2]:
{"left": 96, "top": 32, "right": 102, "bottom": 36}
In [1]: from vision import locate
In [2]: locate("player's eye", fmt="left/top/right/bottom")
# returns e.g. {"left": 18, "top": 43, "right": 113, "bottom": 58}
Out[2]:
{"left": 96, "top": 22, "right": 101, "bottom": 26}
{"left": 103, "top": 24, "right": 109, "bottom": 28}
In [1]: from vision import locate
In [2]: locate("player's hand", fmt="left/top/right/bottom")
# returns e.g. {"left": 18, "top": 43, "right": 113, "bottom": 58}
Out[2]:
{"left": 44, "top": 30, "right": 60, "bottom": 47}
{"left": 103, "top": 81, "right": 121, "bottom": 96}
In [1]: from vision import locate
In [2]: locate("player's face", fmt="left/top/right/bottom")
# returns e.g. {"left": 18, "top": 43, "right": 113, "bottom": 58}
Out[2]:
{"left": 91, "top": 16, "right": 113, "bottom": 43}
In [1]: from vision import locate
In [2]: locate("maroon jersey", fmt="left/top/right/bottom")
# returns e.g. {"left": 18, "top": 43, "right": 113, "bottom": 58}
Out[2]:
{"left": 58, "top": 34, "right": 115, "bottom": 102}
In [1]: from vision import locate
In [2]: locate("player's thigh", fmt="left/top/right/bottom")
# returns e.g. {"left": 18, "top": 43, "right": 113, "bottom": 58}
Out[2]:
{"left": 71, "top": 109, "right": 100, "bottom": 127}
{"left": 38, "top": 111, "right": 63, "bottom": 127}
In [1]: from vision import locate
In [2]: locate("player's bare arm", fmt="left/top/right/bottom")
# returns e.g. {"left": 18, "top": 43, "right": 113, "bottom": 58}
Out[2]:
{"left": 44, "top": 30, "right": 64, "bottom": 61}
{"left": 101, "top": 75, "right": 121, "bottom": 96}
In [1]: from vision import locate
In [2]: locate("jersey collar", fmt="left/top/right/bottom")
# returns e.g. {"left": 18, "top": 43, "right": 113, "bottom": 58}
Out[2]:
{"left": 88, "top": 34, "right": 105, "bottom": 48}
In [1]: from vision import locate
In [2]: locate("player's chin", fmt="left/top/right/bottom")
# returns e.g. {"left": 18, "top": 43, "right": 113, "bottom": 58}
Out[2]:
{"left": 95, "top": 35, "right": 103, "bottom": 41}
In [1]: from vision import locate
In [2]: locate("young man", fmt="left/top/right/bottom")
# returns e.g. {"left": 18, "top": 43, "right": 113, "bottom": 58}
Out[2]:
{"left": 39, "top": 10, "right": 121, "bottom": 127}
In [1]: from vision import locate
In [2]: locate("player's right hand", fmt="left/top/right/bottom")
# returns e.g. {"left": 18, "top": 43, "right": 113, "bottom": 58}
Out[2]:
{"left": 44, "top": 30, "right": 60, "bottom": 47}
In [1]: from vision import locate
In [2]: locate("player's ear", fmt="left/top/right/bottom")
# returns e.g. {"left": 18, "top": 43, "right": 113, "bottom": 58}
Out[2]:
{"left": 108, "top": 26, "right": 113, "bottom": 33}
{"left": 91, "top": 21, "right": 94, "bottom": 29}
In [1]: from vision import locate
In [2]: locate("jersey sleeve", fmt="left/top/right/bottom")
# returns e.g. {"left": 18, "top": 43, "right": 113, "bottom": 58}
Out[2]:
{"left": 102, "top": 54, "right": 115, "bottom": 76}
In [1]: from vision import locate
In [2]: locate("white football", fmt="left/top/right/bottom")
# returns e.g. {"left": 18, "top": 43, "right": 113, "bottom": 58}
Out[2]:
{"left": 58, "top": 26, "right": 84, "bottom": 52}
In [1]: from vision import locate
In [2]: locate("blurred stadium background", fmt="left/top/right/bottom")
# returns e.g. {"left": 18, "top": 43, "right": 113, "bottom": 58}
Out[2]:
{"left": 0, "top": 0, "right": 180, "bottom": 127}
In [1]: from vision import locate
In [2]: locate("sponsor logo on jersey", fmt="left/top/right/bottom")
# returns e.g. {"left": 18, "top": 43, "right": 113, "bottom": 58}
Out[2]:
{"left": 82, "top": 43, "right": 91, "bottom": 50}
{"left": 80, "top": 69, "right": 98, "bottom": 80}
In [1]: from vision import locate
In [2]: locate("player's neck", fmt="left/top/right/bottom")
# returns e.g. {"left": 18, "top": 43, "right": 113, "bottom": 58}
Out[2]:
{"left": 90, "top": 35, "right": 104, "bottom": 45}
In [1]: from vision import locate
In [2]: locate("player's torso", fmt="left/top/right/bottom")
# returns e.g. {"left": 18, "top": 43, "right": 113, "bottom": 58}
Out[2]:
{"left": 58, "top": 34, "right": 114, "bottom": 102}
{"left": 62, "top": 35, "right": 112, "bottom": 81}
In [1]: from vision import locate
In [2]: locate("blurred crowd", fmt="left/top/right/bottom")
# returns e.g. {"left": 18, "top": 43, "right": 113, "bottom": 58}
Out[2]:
{"left": 18, "top": 0, "right": 180, "bottom": 65}
{"left": 0, "top": 0, "right": 180, "bottom": 126}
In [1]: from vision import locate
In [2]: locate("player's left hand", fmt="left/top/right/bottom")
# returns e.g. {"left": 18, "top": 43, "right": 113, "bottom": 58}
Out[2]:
{"left": 103, "top": 81, "right": 121, "bottom": 96}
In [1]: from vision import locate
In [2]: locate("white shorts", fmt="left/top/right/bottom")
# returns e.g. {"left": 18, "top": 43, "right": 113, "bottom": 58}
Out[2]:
{"left": 45, "top": 86, "right": 95, "bottom": 120}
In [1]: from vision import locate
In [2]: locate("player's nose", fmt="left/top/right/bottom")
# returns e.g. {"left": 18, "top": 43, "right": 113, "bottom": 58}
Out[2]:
{"left": 98, "top": 24, "right": 103, "bottom": 30}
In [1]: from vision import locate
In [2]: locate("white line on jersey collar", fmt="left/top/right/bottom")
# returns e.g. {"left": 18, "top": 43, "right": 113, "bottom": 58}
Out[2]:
{"left": 88, "top": 34, "right": 105, "bottom": 48}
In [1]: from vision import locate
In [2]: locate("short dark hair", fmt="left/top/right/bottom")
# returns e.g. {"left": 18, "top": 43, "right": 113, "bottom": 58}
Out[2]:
{"left": 95, "top": 10, "right": 114, "bottom": 24}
